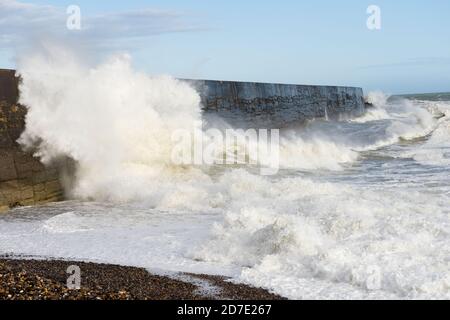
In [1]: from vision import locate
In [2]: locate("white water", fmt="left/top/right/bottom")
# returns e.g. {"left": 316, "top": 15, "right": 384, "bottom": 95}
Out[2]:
{"left": 1, "top": 48, "right": 449, "bottom": 299}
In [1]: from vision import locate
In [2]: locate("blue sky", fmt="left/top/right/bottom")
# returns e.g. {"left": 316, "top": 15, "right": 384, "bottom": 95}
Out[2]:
{"left": 1, "top": 0, "right": 449, "bottom": 94}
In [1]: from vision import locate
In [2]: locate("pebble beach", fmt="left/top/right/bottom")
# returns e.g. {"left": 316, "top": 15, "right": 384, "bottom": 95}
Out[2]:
{"left": 0, "top": 258, "right": 283, "bottom": 300}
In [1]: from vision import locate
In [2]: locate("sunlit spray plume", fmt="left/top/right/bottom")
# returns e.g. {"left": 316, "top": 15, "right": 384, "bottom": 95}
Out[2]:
{"left": 366, "top": 91, "right": 390, "bottom": 107}
{"left": 17, "top": 43, "right": 205, "bottom": 203}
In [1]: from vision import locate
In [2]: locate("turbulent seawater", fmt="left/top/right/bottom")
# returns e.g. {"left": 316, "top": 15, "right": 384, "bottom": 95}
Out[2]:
{"left": 1, "top": 48, "right": 449, "bottom": 299}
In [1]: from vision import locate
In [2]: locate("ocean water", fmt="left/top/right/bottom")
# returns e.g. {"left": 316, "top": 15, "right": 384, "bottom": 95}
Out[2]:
{"left": 1, "top": 49, "right": 449, "bottom": 299}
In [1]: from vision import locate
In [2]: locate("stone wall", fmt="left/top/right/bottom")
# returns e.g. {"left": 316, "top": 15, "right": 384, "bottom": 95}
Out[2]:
{"left": 187, "top": 80, "right": 365, "bottom": 128}
{"left": 0, "top": 69, "right": 64, "bottom": 212}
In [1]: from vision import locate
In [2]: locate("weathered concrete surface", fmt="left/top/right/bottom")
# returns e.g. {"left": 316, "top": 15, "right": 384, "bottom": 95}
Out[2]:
{"left": 0, "top": 70, "right": 64, "bottom": 212}
{"left": 187, "top": 80, "right": 365, "bottom": 128}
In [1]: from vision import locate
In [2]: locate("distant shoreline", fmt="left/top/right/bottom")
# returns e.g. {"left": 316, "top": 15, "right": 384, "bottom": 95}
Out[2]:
{"left": 394, "top": 92, "right": 450, "bottom": 101}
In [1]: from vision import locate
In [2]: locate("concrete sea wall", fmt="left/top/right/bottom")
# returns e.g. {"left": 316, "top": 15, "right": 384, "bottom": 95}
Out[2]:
{"left": 0, "top": 69, "right": 365, "bottom": 211}
{"left": 188, "top": 80, "right": 365, "bottom": 128}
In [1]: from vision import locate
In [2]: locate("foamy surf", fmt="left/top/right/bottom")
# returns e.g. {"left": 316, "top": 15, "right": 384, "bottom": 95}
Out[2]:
{"left": 1, "top": 47, "right": 449, "bottom": 300}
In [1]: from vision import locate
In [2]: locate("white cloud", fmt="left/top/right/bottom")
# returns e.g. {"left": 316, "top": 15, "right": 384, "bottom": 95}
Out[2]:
{"left": 0, "top": 0, "right": 203, "bottom": 49}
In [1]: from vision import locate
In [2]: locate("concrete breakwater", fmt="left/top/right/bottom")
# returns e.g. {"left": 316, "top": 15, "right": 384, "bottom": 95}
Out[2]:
{"left": 0, "top": 69, "right": 366, "bottom": 210}
{"left": 188, "top": 79, "right": 366, "bottom": 128}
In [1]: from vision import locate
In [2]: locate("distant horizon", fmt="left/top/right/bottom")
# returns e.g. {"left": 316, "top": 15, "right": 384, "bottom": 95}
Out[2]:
{"left": 1, "top": 65, "right": 448, "bottom": 96}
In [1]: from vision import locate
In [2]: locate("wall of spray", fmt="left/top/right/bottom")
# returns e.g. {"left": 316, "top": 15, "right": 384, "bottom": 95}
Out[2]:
{"left": 0, "top": 65, "right": 366, "bottom": 210}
